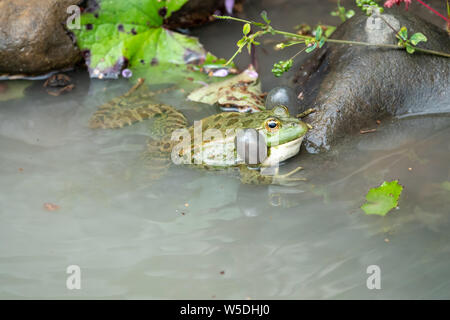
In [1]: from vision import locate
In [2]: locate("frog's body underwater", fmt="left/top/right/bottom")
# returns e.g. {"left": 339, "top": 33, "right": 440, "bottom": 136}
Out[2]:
{"left": 89, "top": 79, "right": 308, "bottom": 185}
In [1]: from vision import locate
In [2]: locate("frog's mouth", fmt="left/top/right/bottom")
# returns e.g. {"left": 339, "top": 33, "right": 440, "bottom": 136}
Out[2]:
{"left": 262, "top": 136, "right": 304, "bottom": 167}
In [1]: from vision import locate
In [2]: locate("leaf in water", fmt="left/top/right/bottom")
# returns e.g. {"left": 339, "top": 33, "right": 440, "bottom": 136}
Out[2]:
{"left": 0, "top": 81, "right": 32, "bottom": 102}
{"left": 186, "top": 66, "right": 265, "bottom": 112}
{"left": 132, "top": 53, "right": 234, "bottom": 89}
{"left": 73, "top": 0, "right": 231, "bottom": 87}
{"left": 361, "top": 180, "right": 403, "bottom": 216}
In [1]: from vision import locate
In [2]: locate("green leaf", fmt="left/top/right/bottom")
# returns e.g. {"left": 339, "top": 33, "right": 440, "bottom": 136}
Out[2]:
{"left": 361, "top": 180, "right": 403, "bottom": 216}
{"left": 397, "top": 26, "right": 408, "bottom": 41}
{"left": 324, "top": 26, "right": 336, "bottom": 38}
{"left": 132, "top": 52, "right": 234, "bottom": 89}
{"left": 243, "top": 23, "right": 251, "bottom": 36}
{"left": 73, "top": 0, "right": 229, "bottom": 86}
{"left": 346, "top": 9, "right": 355, "bottom": 19}
{"left": 319, "top": 37, "right": 326, "bottom": 48}
{"left": 315, "top": 26, "right": 323, "bottom": 41}
{"left": 237, "top": 38, "right": 246, "bottom": 47}
{"left": 410, "top": 32, "right": 427, "bottom": 45}
{"left": 305, "top": 42, "right": 317, "bottom": 53}
{"left": 260, "top": 11, "right": 271, "bottom": 24}
{"left": 406, "top": 44, "right": 415, "bottom": 54}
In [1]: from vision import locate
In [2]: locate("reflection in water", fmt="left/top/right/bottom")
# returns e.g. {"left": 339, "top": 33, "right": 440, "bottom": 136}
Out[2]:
{"left": 0, "top": 0, "right": 449, "bottom": 299}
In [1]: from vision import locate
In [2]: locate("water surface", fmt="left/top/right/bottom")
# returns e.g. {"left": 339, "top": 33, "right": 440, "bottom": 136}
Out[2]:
{"left": 0, "top": 0, "right": 449, "bottom": 299}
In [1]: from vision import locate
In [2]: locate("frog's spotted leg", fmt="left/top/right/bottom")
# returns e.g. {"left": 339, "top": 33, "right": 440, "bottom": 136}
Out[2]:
{"left": 239, "top": 165, "right": 307, "bottom": 185}
{"left": 89, "top": 78, "right": 175, "bottom": 129}
{"left": 142, "top": 105, "right": 188, "bottom": 179}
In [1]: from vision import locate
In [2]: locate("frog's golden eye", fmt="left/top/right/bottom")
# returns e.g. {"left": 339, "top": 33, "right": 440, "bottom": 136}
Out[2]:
{"left": 272, "top": 105, "right": 289, "bottom": 117}
{"left": 265, "top": 118, "right": 281, "bottom": 132}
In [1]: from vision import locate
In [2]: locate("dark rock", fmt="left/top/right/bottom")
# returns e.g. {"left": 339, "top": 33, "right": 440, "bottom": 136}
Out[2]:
{"left": 0, "top": 0, "right": 82, "bottom": 75}
{"left": 294, "top": 11, "right": 450, "bottom": 153}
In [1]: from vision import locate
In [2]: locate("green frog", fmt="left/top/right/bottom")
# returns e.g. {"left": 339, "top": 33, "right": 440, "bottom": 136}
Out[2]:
{"left": 89, "top": 79, "right": 308, "bottom": 185}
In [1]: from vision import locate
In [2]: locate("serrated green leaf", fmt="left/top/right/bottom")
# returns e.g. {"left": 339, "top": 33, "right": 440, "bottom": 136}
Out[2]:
{"left": 410, "top": 32, "right": 427, "bottom": 45}
{"left": 73, "top": 0, "right": 230, "bottom": 87}
{"left": 361, "top": 180, "right": 403, "bottom": 216}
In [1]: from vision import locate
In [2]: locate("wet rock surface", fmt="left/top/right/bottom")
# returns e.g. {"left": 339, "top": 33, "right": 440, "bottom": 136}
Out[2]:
{"left": 0, "top": 0, "right": 82, "bottom": 75}
{"left": 295, "top": 11, "right": 450, "bottom": 153}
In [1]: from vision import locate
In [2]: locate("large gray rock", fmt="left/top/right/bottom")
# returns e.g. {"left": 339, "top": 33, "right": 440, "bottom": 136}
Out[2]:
{"left": 295, "top": 11, "right": 450, "bottom": 153}
{"left": 0, "top": 0, "right": 82, "bottom": 75}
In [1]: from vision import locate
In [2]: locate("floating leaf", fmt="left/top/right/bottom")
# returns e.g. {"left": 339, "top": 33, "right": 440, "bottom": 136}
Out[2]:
{"left": 361, "top": 180, "right": 403, "bottom": 216}
{"left": 187, "top": 66, "right": 264, "bottom": 112}
{"left": 0, "top": 81, "right": 32, "bottom": 102}
{"left": 410, "top": 32, "right": 427, "bottom": 46}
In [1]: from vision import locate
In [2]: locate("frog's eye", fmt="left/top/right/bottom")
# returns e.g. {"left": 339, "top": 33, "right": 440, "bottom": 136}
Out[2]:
{"left": 264, "top": 118, "right": 281, "bottom": 132}
{"left": 272, "top": 105, "right": 289, "bottom": 117}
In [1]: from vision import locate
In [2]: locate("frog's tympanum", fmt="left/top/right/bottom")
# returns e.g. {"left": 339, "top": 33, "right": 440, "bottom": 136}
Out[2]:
{"left": 90, "top": 79, "right": 308, "bottom": 185}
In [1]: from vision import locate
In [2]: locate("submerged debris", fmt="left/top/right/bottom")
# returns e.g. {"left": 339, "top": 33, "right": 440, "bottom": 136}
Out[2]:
{"left": 43, "top": 203, "right": 60, "bottom": 211}
{"left": 43, "top": 74, "right": 74, "bottom": 96}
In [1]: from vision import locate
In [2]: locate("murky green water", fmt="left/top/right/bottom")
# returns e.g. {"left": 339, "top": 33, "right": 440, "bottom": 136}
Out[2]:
{"left": 0, "top": 0, "right": 449, "bottom": 299}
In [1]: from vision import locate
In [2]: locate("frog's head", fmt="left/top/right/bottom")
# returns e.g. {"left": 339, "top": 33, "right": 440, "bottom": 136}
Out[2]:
{"left": 237, "top": 105, "right": 308, "bottom": 166}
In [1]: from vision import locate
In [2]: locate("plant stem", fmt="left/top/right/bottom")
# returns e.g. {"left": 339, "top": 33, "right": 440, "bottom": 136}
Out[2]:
{"left": 215, "top": 15, "right": 450, "bottom": 59}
